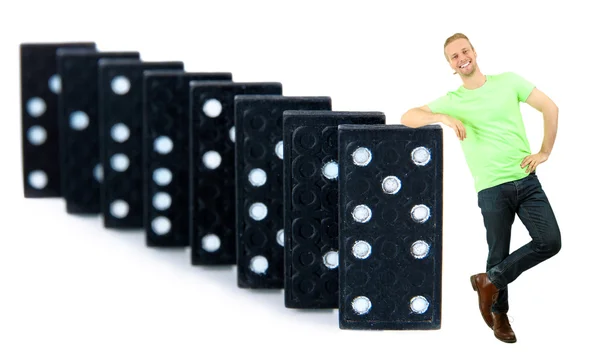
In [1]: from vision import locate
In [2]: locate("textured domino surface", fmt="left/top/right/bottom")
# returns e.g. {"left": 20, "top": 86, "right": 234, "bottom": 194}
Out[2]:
{"left": 98, "top": 60, "right": 184, "bottom": 229}
{"left": 143, "top": 71, "right": 233, "bottom": 247}
{"left": 234, "top": 96, "right": 332, "bottom": 288}
{"left": 282, "top": 111, "right": 385, "bottom": 309}
{"left": 20, "top": 42, "right": 96, "bottom": 198}
{"left": 57, "top": 49, "right": 140, "bottom": 214}
{"left": 338, "top": 124, "right": 443, "bottom": 330}
{"left": 189, "top": 82, "right": 283, "bottom": 266}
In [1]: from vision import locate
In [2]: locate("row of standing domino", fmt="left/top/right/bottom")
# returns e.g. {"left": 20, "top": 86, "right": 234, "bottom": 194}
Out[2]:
{"left": 20, "top": 41, "right": 443, "bottom": 330}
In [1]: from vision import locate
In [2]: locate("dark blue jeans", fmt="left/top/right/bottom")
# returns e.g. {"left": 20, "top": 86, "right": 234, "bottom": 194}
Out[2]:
{"left": 477, "top": 173, "right": 561, "bottom": 313}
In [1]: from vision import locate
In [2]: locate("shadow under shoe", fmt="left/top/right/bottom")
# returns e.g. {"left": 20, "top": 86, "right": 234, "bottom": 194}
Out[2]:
{"left": 492, "top": 312, "right": 517, "bottom": 343}
{"left": 470, "top": 273, "right": 499, "bottom": 329}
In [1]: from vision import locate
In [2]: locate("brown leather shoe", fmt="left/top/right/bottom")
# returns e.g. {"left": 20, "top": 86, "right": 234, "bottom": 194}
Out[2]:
{"left": 470, "top": 273, "right": 498, "bottom": 329}
{"left": 492, "top": 312, "right": 517, "bottom": 343}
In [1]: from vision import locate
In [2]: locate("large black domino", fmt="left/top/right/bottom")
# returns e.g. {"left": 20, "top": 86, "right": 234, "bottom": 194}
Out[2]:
{"left": 189, "top": 82, "right": 283, "bottom": 266}
{"left": 143, "top": 71, "right": 233, "bottom": 247}
{"left": 234, "top": 96, "right": 332, "bottom": 289}
{"left": 57, "top": 49, "right": 140, "bottom": 214}
{"left": 337, "top": 124, "right": 443, "bottom": 330}
{"left": 98, "top": 60, "right": 184, "bottom": 229}
{"left": 282, "top": 111, "right": 386, "bottom": 309}
{"left": 20, "top": 42, "right": 96, "bottom": 198}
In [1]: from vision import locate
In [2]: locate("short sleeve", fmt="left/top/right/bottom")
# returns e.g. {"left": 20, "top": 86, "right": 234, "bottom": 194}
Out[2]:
{"left": 506, "top": 72, "right": 535, "bottom": 102}
{"left": 427, "top": 93, "right": 453, "bottom": 115}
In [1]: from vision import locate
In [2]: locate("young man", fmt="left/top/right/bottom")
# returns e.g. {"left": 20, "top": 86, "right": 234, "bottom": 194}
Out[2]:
{"left": 400, "top": 33, "right": 561, "bottom": 343}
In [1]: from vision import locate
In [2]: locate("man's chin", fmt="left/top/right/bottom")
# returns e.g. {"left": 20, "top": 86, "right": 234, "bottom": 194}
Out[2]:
{"left": 459, "top": 67, "right": 476, "bottom": 77}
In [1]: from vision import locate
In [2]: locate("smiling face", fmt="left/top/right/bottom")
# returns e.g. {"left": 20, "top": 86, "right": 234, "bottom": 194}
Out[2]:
{"left": 445, "top": 38, "right": 477, "bottom": 76}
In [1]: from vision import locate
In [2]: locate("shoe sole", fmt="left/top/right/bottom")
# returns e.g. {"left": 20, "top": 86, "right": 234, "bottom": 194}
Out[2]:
{"left": 470, "top": 275, "right": 493, "bottom": 329}
{"left": 494, "top": 333, "right": 517, "bottom": 343}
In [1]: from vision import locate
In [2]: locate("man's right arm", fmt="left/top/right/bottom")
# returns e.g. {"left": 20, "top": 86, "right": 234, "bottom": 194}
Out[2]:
{"left": 401, "top": 105, "right": 467, "bottom": 140}
{"left": 401, "top": 105, "right": 447, "bottom": 128}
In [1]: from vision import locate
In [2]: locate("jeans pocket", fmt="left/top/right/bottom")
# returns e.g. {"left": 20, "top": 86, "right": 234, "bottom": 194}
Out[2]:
{"left": 478, "top": 190, "right": 494, "bottom": 210}
{"left": 478, "top": 186, "right": 509, "bottom": 212}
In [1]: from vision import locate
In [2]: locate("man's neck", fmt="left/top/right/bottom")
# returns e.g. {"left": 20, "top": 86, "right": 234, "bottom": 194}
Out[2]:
{"left": 461, "top": 71, "right": 487, "bottom": 90}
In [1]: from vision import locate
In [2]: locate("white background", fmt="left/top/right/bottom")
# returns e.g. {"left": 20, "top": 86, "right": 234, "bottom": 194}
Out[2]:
{"left": 1, "top": 1, "right": 598, "bottom": 362}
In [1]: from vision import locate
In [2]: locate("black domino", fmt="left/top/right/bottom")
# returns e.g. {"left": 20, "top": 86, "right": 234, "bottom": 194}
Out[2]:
{"left": 98, "top": 60, "right": 184, "bottom": 229}
{"left": 20, "top": 42, "right": 96, "bottom": 198}
{"left": 337, "top": 124, "right": 443, "bottom": 330}
{"left": 57, "top": 49, "right": 140, "bottom": 214}
{"left": 234, "top": 96, "right": 332, "bottom": 289}
{"left": 143, "top": 71, "right": 233, "bottom": 247}
{"left": 189, "top": 82, "right": 283, "bottom": 266}
{"left": 282, "top": 111, "right": 385, "bottom": 309}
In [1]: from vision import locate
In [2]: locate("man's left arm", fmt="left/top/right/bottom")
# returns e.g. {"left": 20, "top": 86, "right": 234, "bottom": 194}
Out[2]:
{"left": 520, "top": 87, "right": 559, "bottom": 173}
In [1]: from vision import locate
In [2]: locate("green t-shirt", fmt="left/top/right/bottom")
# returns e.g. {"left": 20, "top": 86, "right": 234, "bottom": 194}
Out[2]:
{"left": 427, "top": 72, "right": 536, "bottom": 193}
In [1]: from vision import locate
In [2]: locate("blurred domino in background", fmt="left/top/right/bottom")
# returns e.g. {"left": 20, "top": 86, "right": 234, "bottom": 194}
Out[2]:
{"left": 99, "top": 59, "right": 184, "bottom": 228}
{"left": 57, "top": 48, "right": 140, "bottom": 214}
{"left": 20, "top": 42, "right": 96, "bottom": 198}
{"left": 188, "top": 82, "right": 283, "bottom": 266}
{"left": 282, "top": 111, "right": 386, "bottom": 309}
{"left": 142, "top": 71, "right": 232, "bottom": 248}
{"left": 234, "top": 96, "right": 332, "bottom": 289}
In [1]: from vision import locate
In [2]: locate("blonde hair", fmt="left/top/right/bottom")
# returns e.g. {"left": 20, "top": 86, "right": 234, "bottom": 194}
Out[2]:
{"left": 444, "top": 33, "right": 474, "bottom": 61}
